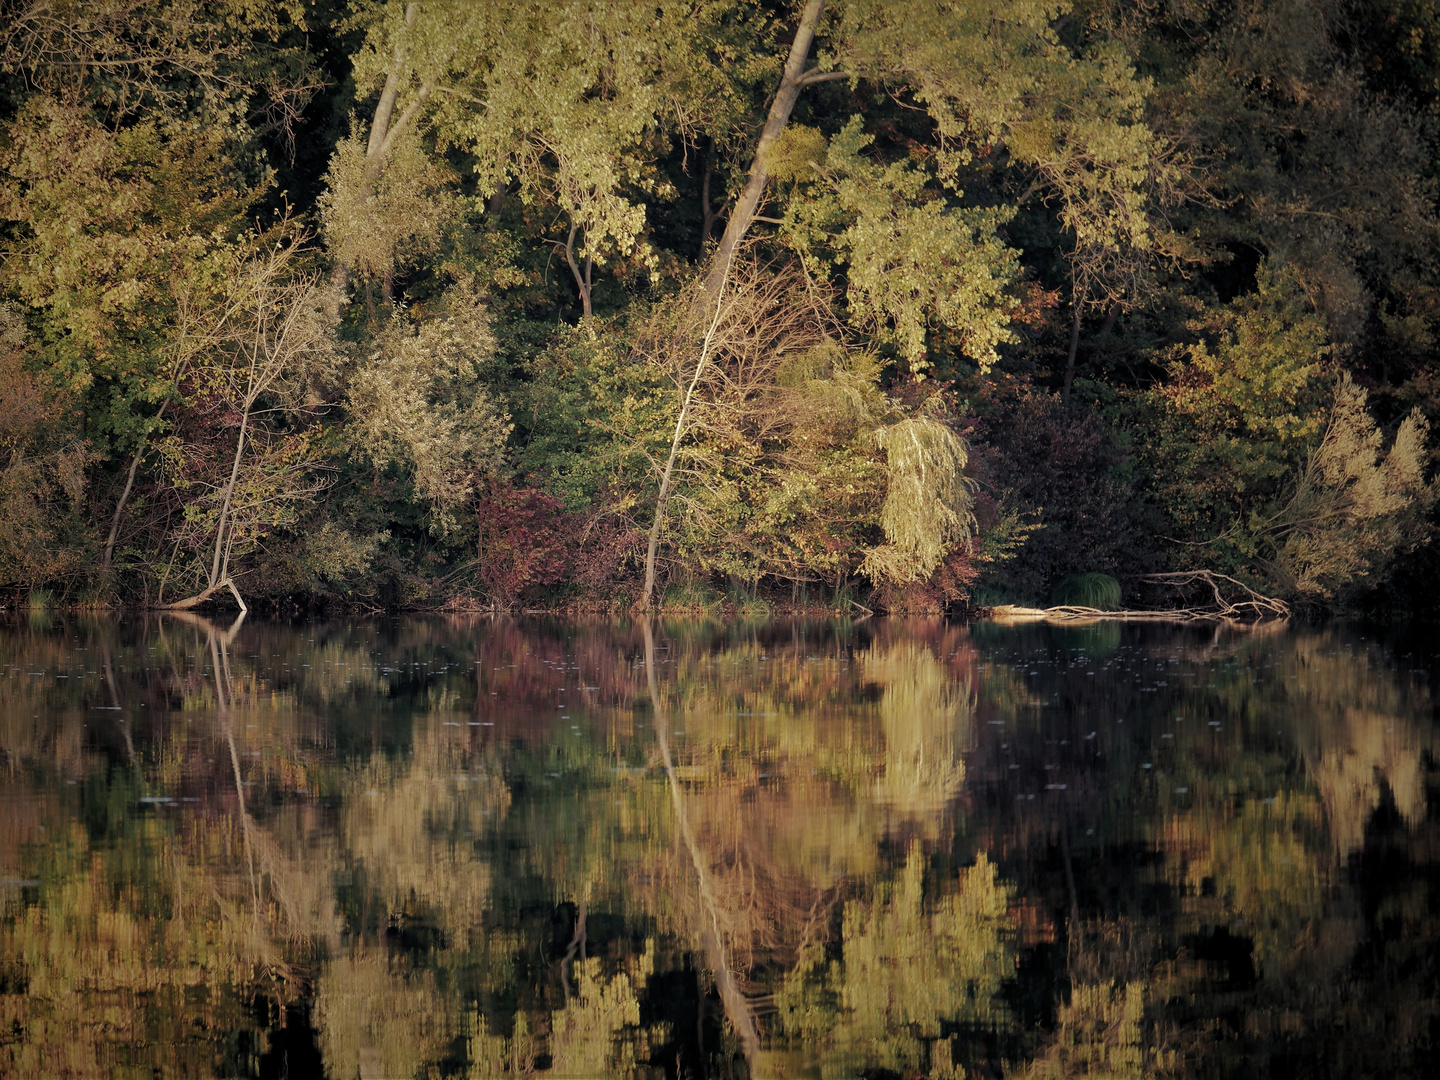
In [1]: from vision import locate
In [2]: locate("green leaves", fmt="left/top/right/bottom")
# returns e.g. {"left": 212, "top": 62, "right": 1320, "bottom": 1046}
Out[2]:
{"left": 781, "top": 118, "right": 1018, "bottom": 369}
{"left": 344, "top": 288, "right": 512, "bottom": 536}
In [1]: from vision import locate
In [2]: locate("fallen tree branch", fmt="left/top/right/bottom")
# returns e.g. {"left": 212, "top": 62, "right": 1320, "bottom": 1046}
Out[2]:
{"left": 1143, "top": 570, "right": 1290, "bottom": 619}
{"left": 985, "top": 570, "right": 1289, "bottom": 623}
{"left": 157, "top": 576, "right": 248, "bottom": 614}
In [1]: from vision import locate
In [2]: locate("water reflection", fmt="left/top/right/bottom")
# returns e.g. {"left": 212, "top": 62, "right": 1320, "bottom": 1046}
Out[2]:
{"left": 1, "top": 614, "right": 1436, "bottom": 1078}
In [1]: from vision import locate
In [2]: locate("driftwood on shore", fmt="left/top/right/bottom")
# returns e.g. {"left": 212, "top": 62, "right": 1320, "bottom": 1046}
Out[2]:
{"left": 986, "top": 570, "right": 1291, "bottom": 624}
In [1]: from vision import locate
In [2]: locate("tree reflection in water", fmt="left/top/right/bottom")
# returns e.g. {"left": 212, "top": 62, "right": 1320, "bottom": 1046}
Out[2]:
{"left": 0, "top": 614, "right": 1436, "bottom": 1078}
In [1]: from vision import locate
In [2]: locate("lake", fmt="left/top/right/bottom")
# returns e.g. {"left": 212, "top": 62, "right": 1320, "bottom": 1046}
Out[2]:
{"left": 1, "top": 613, "right": 1436, "bottom": 1078}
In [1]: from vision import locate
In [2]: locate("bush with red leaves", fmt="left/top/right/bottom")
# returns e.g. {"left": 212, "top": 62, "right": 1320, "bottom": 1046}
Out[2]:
{"left": 475, "top": 483, "right": 571, "bottom": 608}
{"left": 873, "top": 542, "right": 982, "bottom": 614}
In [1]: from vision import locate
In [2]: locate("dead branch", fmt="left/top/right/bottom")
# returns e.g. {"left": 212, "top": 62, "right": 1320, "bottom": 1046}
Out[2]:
{"left": 988, "top": 569, "right": 1290, "bottom": 623}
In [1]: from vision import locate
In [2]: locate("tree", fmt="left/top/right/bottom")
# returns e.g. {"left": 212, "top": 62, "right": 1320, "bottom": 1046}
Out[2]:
{"left": 343, "top": 285, "right": 511, "bottom": 537}
{"left": 642, "top": 0, "right": 1195, "bottom": 605}
{"left": 326, "top": 0, "right": 742, "bottom": 315}
{"left": 159, "top": 236, "right": 334, "bottom": 611}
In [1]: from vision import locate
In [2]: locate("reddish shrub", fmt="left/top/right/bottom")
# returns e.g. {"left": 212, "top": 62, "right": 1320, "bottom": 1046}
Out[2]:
{"left": 475, "top": 483, "right": 571, "bottom": 608}
{"left": 569, "top": 509, "right": 643, "bottom": 590}
{"left": 873, "top": 543, "right": 982, "bottom": 614}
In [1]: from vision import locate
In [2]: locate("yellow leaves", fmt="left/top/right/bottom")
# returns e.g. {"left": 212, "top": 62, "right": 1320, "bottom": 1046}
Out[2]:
{"left": 459, "top": 946, "right": 663, "bottom": 1077}
{"left": 318, "top": 129, "right": 458, "bottom": 285}
{"left": 1269, "top": 373, "right": 1437, "bottom": 601}
{"left": 353, "top": 0, "right": 744, "bottom": 286}
{"left": 781, "top": 117, "right": 1019, "bottom": 367}
{"left": 1164, "top": 263, "right": 1331, "bottom": 446}
{"left": 344, "top": 287, "right": 512, "bottom": 535}
{"left": 1004, "top": 117, "right": 1059, "bottom": 164}
{"left": 862, "top": 411, "right": 976, "bottom": 585}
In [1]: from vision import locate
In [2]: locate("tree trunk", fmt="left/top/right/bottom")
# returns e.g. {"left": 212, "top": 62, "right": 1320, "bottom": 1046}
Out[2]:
{"left": 564, "top": 220, "right": 592, "bottom": 318}
{"left": 164, "top": 401, "right": 253, "bottom": 612}
{"left": 1061, "top": 278, "right": 1086, "bottom": 405}
{"left": 699, "top": 140, "right": 719, "bottom": 255}
{"left": 102, "top": 451, "right": 143, "bottom": 576}
{"left": 325, "top": 2, "right": 430, "bottom": 316}
{"left": 102, "top": 399, "right": 170, "bottom": 575}
{"left": 640, "top": 261, "right": 734, "bottom": 608}
{"left": 1099, "top": 301, "right": 1121, "bottom": 338}
{"left": 641, "top": 0, "right": 826, "bottom": 607}
{"left": 485, "top": 185, "right": 506, "bottom": 230}
{"left": 210, "top": 405, "right": 251, "bottom": 590}
{"left": 702, "top": 0, "right": 826, "bottom": 300}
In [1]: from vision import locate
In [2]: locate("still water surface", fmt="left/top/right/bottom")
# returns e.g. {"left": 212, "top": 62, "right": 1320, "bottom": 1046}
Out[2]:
{"left": 1, "top": 614, "right": 1437, "bottom": 1078}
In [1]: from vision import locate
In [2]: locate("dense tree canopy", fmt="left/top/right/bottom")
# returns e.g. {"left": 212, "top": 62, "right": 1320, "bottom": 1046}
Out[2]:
{"left": 1, "top": 0, "right": 1438, "bottom": 615}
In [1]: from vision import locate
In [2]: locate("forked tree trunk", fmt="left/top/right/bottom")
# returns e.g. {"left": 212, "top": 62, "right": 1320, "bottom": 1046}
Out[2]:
{"left": 162, "top": 403, "right": 252, "bottom": 613}
{"left": 325, "top": 1, "right": 432, "bottom": 315}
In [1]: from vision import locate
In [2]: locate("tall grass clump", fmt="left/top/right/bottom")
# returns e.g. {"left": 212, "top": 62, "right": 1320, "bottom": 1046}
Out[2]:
{"left": 1051, "top": 573, "right": 1121, "bottom": 610}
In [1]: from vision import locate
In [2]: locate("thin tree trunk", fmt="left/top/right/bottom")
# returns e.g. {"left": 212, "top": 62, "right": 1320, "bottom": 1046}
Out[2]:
{"left": 702, "top": 0, "right": 826, "bottom": 300}
{"left": 103, "top": 400, "right": 171, "bottom": 574}
{"left": 641, "top": 0, "right": 825, "bottom": 606}
{"left": 1099, "top": 301, "right": 1120, "bottom": 338}
{"left": 563, "top": 220, "right": 592, "bottom": 318}
{"left": 699, "top": 140, "right": 719, "bottom": 254}
{"left": 101, "top": 648, "right": 136, "bottom": 765}
{"left": 210, "top": 405, "right": 251, "bottom": 589}
{"left": 485, "top": 185, "right": 506, "bottom": 230}
{"left": 1061, "top": 279, "right": 1086, "bottom": 405}
{"left": 640, "top": 260, "right": 733, "bottom": 608}
{"left": 165, "top": 399, "right": 253, "bottom": 611}
{"left": 102, "top": 442, "right": 146, "bottom": 576}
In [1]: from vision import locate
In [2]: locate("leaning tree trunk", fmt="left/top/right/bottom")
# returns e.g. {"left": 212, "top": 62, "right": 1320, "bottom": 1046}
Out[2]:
{"left": 639, "top": 262, "right": 734, "bottom": 608}
{"left": 640, "top": 0, "right": 827, "bottom": 608}
{"left": 701, "top": 0, "right": 826, "bottom": 301}
{"left": 162, "top": 402, "right": 252, "bottom": 613}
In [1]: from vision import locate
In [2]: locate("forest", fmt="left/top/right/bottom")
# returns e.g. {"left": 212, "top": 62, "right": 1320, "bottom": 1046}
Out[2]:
{"left": 3, "top": 0, "right": 1440, "bottom": 618}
